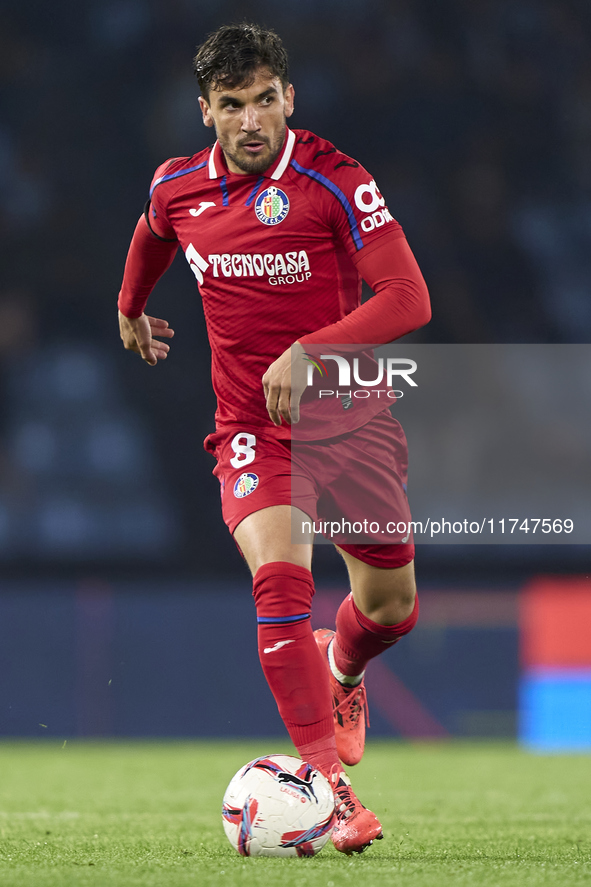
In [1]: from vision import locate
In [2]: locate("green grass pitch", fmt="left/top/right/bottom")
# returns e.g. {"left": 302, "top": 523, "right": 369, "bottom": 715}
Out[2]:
{"left": 0, "top": 740, "right": 589, "bottom": 886}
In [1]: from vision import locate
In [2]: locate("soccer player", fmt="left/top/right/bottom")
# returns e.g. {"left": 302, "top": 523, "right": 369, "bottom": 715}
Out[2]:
{"left": 118, "top": 23, "right": 430, "bottom": 854}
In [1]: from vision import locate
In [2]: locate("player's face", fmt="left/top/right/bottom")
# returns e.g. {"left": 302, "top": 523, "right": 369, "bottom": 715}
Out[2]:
{"left": 199, "top": 69, "right": 295, "bottom": 175}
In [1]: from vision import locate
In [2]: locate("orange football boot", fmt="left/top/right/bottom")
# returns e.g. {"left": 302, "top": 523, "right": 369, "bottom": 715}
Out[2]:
{"left": 329, "top": 766, "right": 383, "bottom": 854}
{"left": 314, "top": 628, "right": 368, "bottom": 766}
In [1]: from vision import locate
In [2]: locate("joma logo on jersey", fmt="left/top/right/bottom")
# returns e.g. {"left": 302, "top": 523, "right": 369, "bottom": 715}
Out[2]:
{"left": 185, "top": 244, "right": 311, "bottom": 286}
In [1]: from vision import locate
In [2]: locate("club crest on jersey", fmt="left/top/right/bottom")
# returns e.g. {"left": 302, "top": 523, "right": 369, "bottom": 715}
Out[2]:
{"left": 233, "top": 473, "right": 259, "bottom": 498}
{"left": 255, "top": 186, "right": 290, "bottom": 226}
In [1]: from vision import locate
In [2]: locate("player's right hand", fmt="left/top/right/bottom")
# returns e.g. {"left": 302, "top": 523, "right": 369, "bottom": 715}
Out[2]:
{"left": 118, "top": 311, "right": 174, "bottom": 366}
{"left": 262, "top": 342, "right": 307, "bottom": 426}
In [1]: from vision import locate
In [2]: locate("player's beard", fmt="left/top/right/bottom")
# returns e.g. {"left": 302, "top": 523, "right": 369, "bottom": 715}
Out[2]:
{"left": 221, "top": 126, "right": 286, "bottom": 174}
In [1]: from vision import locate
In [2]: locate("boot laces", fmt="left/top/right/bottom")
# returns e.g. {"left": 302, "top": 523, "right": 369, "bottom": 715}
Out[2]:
{"left": 335, "top": 785, "right": 358, "bottom": 820}
{"left": 330, "top": 767, "right": 362, "bottom": 821}
{"left": 334, "top": 684, "right": 370, "bottom": 729}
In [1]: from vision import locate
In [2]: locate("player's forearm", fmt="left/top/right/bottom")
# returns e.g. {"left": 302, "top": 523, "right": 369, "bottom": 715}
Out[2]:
{"left": 117, "top": 215, "right": 178, "bottom": 318}
{"left": 299, "top": 277, "right": 430, "bottom": 346}
{"left": 299, "top": 237, "right": 431, "bottom": 346}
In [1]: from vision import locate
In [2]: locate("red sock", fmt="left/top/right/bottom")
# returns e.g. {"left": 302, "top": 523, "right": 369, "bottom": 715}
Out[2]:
{"left": 253, "top": 562, "right": 339, "bottom": 778}
{"left": 333, "top": 592, "right": 420, "bottom": 677}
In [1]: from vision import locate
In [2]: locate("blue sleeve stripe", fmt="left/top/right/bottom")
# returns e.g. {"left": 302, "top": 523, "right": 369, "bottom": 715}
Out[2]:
{"left": 290, "top": 158, "right": 364, "bottom": 250}
{"left": 245, "top": 175, "right": 265, "bottom": 207}
{"left": 149, "top": 160, "right": 208, "bottom": 197}
{"left": 257, "top": 613, "right": 311, "bottom": 624}
{"left": 220, "top": 175, "right": 229, "bottom": 206}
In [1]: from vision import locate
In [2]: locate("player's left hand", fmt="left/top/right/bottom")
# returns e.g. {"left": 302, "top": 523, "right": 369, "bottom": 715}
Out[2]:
{"left": 262, "top": 342, "right": 307, "bottom": 426}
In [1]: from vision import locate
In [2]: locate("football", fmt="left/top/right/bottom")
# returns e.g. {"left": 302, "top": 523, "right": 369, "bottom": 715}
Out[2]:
{"left": 222, "top": 754, "right": 335, "bottom": 857}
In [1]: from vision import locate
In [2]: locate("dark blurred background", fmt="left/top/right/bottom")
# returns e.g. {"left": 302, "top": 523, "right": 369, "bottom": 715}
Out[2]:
{"left": 0, "top": 0, "right": 589, "bottom": 741}
{"left": 1, "top": 0, "right": 590, "bottom": 578}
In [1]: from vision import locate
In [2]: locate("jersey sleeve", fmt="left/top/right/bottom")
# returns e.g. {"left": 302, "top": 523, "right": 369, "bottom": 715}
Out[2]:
{"left": 146, "top": 158, "right": 182, "bottom": 241}
{"left": 117, "top": 215, "right": 178, "bottom": 318}
{"left": 297, "top": 149, "right": 405, "bottom": 260}
{"left": 117, "top": 159, "right": 185, "bottom": 317}
{"left": 299, "top": 229, "right": 431, "bottom": 346}
{"left": 294, "top": 146, "right": 429, "bottom": 345}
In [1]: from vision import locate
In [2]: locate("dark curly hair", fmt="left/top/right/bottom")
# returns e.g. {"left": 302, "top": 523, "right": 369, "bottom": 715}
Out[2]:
{"left": 193, "top": 22, "right": 289, "bottom": 100}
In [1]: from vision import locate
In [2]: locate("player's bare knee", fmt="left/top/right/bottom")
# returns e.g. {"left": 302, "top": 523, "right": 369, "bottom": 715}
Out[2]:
{"left": 392, "top": 585, "right": 415, "bottom": 614}
{"left": 381, "top": 565, "right": 416, "bottom": 606}
{"left": 396, "top": 569, "right": 417, "bottom": 610}
{"left": 363, "top": 580, "right": 416, "bottom": 625}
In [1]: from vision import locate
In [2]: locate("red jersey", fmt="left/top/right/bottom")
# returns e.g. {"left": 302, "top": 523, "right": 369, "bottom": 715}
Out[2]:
{"left": 120, "top": 127, "right": 429, "bottom": 440}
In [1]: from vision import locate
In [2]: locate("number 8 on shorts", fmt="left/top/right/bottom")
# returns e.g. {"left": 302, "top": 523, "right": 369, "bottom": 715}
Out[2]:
{"left": 230, "top": 432, "right": 257, "bottom": 468}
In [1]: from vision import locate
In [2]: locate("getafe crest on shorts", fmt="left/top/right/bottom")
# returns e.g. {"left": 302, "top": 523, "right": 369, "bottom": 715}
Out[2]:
{"left": 255, "top": 186, "right": 290, "bottom": 226}
{"left": 233, "top": 473, "right": 259, "bottom": 498}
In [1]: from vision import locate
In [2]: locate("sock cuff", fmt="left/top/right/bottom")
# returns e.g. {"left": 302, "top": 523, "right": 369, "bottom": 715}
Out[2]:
{"left": 253, "top": 561, "right": 315, "bottom": 619}
{"left": 352, "top": 592, "right": 419, "bottom": 640}
{"left": 285, "top": 717, "right": 335, "bottom": 750}
{"left": 253, "top": 561, "right": 313, "bottom": 588}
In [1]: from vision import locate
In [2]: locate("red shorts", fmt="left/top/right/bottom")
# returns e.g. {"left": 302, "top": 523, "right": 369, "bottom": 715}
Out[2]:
{"left": 204, "top": 410, "right": 414, "bottom": 569}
